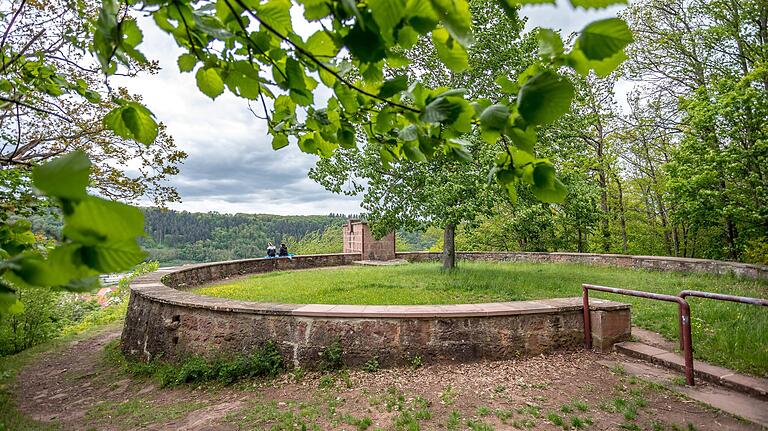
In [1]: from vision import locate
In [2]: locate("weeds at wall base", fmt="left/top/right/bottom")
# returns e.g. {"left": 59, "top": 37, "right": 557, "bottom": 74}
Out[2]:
{"left": 103, "top": 339, "right": 284, "bottom": 387}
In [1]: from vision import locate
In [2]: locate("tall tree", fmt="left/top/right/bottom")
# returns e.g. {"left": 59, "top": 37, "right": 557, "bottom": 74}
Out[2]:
{"left": 626, "top": 0, "right": 768, "bottom": 260}
{"left": 0, "top": 0, "right": 186, "bottom": 205}
{"left": 311, "top": 0, "right": 536, "bottom": 269}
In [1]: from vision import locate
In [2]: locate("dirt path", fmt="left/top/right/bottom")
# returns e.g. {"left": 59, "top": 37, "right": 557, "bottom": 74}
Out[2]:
{"left": 11, "top": 327, "right": 764, "bottom": 431}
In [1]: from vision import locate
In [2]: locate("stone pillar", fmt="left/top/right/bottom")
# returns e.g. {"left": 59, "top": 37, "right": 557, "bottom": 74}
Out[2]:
{"left": 342, "top": 220, "right": 395, "bottom": 260}
{"left": 589, "top": 308, "right": 631, "bottom": 352}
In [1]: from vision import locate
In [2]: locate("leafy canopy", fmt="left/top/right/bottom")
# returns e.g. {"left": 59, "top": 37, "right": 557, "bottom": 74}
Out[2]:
{"left": 89, "top": 0, "right": 632, "bottom": 201}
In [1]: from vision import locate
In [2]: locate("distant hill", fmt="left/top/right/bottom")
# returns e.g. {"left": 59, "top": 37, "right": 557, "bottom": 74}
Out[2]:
{"left": 141, "top": 209, "right": 352, "bottom": 266}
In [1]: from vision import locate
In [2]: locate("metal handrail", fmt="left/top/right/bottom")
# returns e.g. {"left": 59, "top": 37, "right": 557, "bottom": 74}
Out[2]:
{"left": 679, "top": 290, "right": 768, "bottom": 307}
{"left": 582, "top": 284, "right": 695, "bottom": 386}
{"left": 676, "top": 290, "right": 767, "bottom": 351}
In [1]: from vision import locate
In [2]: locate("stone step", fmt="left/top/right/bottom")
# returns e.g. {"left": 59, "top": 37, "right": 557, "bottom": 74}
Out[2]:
{"left": 599, "top": 359, "right": 768, "bottom": 428}
{"left": 615, "top": 341, "right": 768, "bottom": 400}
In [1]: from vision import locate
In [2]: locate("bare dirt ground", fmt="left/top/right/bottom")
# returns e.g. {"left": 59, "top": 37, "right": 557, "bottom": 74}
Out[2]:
{"left": 11, "top": 326, "right": 763, "bottom": 431}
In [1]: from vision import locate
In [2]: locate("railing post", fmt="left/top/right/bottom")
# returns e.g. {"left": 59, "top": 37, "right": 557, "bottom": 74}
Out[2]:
{"left": 582, "top": 284, "right": 695, "bottom": 386}
{"left": 583, "top": 285, "right": 592, "bottom": 350}
{"left": 679, "top": 301, "right": 694, "bottom": 386}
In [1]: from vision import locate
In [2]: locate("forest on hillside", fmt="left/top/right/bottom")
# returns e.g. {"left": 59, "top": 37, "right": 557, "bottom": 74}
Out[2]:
{"left": 141, "top": 209, "right": 354, "bottom": 265}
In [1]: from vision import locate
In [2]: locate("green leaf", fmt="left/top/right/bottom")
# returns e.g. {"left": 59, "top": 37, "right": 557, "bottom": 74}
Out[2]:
{"left": 32, "top": 150, "right": 90, "bottom": 201}
{"left": 531, "top": 163, "right": 567, "bottom": 203}
{"left": 44, "top": 244, "right": 100, "bottom": 288}
{"left": 570, "top": 0, "right": 627, "bottom": 8}
{"left": 258, "top": 0, "right": 293, "bottom": 35}
{"left": 93, "top": 0, "right": 119, "bottom": 72}
{"left": 103, "top": 102, "right": 159, "bottom": 145}
{"left": 63, "top": 196, "right": 146, "bottom": 244}
{"left": 494, "top": 0, "right": 520, "bottom": 19}
{"left": 479, "top": 104, "right": 510, "bottom": 130}
{"left": 577, "top": 18, "right": 633, "bottom": 61}
{"left": 447, "top": 138, "right": 472, "bottom": 162}
{"left": 397, "top": 26, "right": 420, "bottom": 48}
{"left": 537, "top": 29, "right": 563, "bottom": 59}
{"left": 429, "top": 0, "right": 474, "bottom": 47}
{"left": 431, "top": 28, "right": 469, "bottom": 73}
{"left": 495, "top": 76, "right": 518, "bottom": 94}
{"left": 334, "top": 83, "right": 359, "bottom": 112}
{"left": 567, "top": 45, "right": 627, "bottom": 77}
{"left": 508, "top": 126, "right": 536, "bottom": 153}
{"left": 517, "top": 70, "right": 574, "bottom": 125}
{"left": 305, "top": 31, "right": 338, "bottom": 58}
{"left": 399, "top": 124, "right": 419, "bottom": 141}
{"left": 337, "top": 120, "right": 356, "bottom": 149}
{"left": 272, "top": 134, "right": 289, "bottom": 150}
{"left": 421, "top": 96, "right": 463, "bottom": 124}
{"left": 225, "top": 71, "right": 262, "bottom": 99}
{"left": 343, "top": 23, "right": 386, "bottom": 63}
{"left": 299, "top": 0, "right": 331, "bottom": 20}
{"left": 369, "top": 0, "right": 405, "bottom": 43}
{"left": 378, "top": 76, "right": 409, "bottom": 98}
{"left": 375, "top": 107, "right": 395, "bottom": 133}
{"left": 196, "top": 67, "right": 225, "bottom": 99}
{"left": 177, "top": 53, "right": 197, "bottom": 72}
{"left": 80, "top": 239, "right": 147, "bottom": 273}
{"left": 402, "top": 141, "right": 427, "bottom": 162}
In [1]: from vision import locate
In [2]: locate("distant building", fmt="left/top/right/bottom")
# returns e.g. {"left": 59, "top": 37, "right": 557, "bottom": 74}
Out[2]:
{"left": 343, "top": 220, "right": 396, "bottom": 261}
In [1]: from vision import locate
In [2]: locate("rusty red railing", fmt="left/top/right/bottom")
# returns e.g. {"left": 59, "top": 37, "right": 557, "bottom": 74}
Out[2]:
{"left": 678, "top": 290, "right": 768, "bottom": 307}
{"left": 676, "top": 290, "right": 768, "bottom": 351}
{"left": 582, "top": 283, "right": 695, "bottom": 386}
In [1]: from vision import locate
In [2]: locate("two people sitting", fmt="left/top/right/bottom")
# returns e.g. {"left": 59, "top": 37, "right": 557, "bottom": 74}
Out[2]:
{"left": 266, "top": 242, "right": 289, "bottom": 258}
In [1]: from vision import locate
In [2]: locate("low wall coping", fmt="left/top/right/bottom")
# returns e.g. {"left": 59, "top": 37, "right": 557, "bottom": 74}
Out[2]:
{"left": 131, "top": 277, "right": 627, "bottom": 319}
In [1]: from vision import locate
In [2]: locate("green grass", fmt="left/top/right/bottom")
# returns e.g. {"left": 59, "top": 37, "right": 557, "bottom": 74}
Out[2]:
{"left": 194, "top": 261, "right": 768, "bottom": 376}
{"left": 86, "top": 398, "right": 206, "bottom": 430}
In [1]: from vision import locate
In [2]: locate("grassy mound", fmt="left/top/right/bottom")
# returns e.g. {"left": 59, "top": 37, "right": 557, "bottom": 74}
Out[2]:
{"left": 193, "top": 261, "right": 768, "bottom": 377}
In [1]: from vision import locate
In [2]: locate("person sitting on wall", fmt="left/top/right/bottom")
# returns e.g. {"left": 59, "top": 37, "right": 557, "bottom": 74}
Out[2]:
{"left": 266, "top": 242, "right": 276, "bottom": 258}
{"left": 278, "top": 242, "right": 289, "bottom": 257}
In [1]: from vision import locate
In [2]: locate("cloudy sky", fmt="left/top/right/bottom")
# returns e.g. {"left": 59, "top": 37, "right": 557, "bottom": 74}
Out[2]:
{"left": 116, "top": 1, "right": 625, "bottom": 216}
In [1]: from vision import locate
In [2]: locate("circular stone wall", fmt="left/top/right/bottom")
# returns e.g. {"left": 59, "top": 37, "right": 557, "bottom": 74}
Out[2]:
{"left": 121, "top": 252, "right": 766, "bottom": 369}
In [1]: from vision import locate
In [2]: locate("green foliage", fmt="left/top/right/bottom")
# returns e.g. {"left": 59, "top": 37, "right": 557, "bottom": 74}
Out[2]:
{"left": 1, "top": 151, "right": 147, "bottom": 314}
{"left": 364, "top": 357, "right": 380, "bottom": 372}
{"left": 319, "top": 338, "right": 344, "bottom": 371}
{"left": 744, "top": 239, "right": 768, "bottom": 265}
{"left": 0, "top": 260, "right": 157, "bottom": 356}
{"left": 84, "top": 0, "right": 630, "bottom": 206}
{"left": 0, "top": 287, "right": 63, "bottom": 356}
{"left": 106, "top": 339, "right": 284, "bottom": 387}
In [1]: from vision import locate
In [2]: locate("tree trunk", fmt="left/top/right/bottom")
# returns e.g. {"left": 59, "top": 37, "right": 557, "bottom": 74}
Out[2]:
{"left": 599, "top": 171, "right": 611, "bottom": 253}
{"left": 615, "top": 177, "right": 628, "bottom": 253}
{"left": 442, "top": 223, "right": 456, "bottom": 270}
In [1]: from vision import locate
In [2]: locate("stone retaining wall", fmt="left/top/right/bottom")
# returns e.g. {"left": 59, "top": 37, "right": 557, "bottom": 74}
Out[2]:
{"left": 122, "top": 253, "right": 633, "bottom": 368}
{"left": 124, "top": 251, "right": 765, "bottom": 369}
{"left": 396, "top": 251, "right": 768, "bottom": 280}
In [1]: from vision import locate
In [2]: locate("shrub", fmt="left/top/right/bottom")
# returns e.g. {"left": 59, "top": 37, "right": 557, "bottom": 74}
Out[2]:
{"left": 319, "top": 338, "right": 343, "bottom": 371}
{"left": 744, "top": 239, "right": 768, "bottom": 265}
{"left": 364, "top": 357, "right": 380, "bottom": 372}
{"left": 0, "top": 287, "right": 63, "bottom": 356}
{"left": 106, "top": 340, "right": 284, "bottom": 387}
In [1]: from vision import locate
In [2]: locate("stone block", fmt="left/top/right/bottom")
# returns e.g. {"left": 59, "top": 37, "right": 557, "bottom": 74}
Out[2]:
{"left": 589, "top": 309, "right": 631, "bottom": 352}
